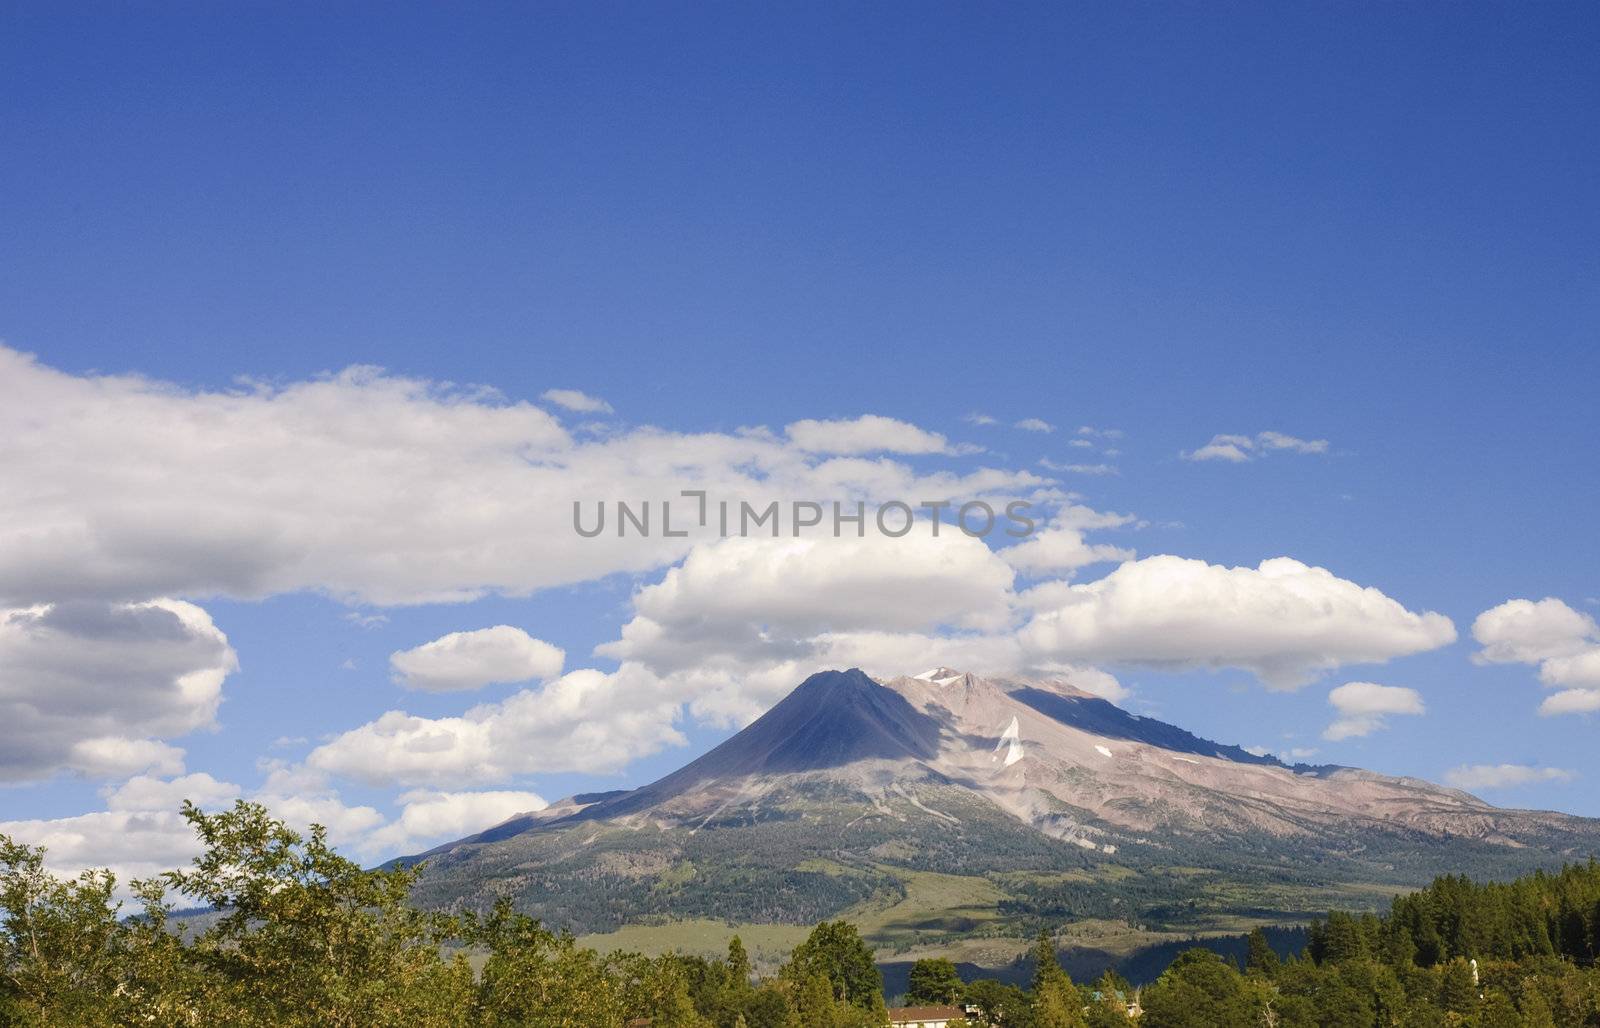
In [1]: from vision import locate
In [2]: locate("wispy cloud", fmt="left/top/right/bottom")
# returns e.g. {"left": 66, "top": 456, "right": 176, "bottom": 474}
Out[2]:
{"left": 540, "top": 388, "right": 614, "bottom": 414}
{"left": 785, "top": 414, "right": 954, "bottom": 455}
{"left": 1445, "top": 764, "right": 1576, "bottom": 790}
{"left": 1184, "top": 431, "right": 1329, "bottom": 463}
{"left": 1039, "top": 459, "right": 1119, "bottom": 476}
{"left": 1014, "top": 418, "right": 1054, "bottom": 433}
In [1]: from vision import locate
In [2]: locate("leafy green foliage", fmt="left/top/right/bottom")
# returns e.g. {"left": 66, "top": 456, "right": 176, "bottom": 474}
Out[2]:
{"left": 12, "top": 801, "right": 1600, "bottom": 1026}
{"left": 1082, "top": 970, "right": 1135, "bottom": 1028}
{"left": 165, "top": 801, "right": 476, "bottom": 1026}
{"left": 0, "top": 835, "right": 144, "bottom": 1026}
{"left": 0, "top": 804, "right": 866, "bottom": 1027}
{"left": 961, "top": 977, "right": 1031, "bottom": 1026}
{"left": 906, "top": 956, "right": 963, "bottom": 1004}
{"left": 1140, "top": 949, "right": 1269, "bottom": 1028}
{"left": 779, "top": 919, "right": 885, "bottom": 1020}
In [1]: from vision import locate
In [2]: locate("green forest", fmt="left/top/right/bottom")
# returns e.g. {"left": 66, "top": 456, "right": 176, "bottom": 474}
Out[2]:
{"left": 7, "top": 801, "right": 1600, "bottom": 1026}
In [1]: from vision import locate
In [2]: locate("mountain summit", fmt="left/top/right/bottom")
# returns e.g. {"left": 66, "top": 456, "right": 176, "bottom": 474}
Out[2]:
{"left": 404, "top": 669, "right": 1600, "bottom": 938}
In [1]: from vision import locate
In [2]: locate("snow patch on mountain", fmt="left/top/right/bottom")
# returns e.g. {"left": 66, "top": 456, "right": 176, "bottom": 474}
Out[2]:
{"left": 994, "top": 716, "right": 1025, "bottom": 767}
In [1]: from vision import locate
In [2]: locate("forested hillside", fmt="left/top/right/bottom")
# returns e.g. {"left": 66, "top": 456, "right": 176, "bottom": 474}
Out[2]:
{"left": 1134, "top": 864, "right": 1600, "bottom": 1026}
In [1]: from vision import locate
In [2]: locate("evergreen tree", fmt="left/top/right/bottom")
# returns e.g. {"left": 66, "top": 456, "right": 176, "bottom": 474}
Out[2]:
{"left": 1031, "top": 930, "right": 1066, "bottom": 994}
{"left": 727, "top": 935, "right": 751, "bottom": 985}
{"left": 1518, "top": 986, "right": 1558, "bottom": 1028}
{"left": 1438, "top": 958, "right": 1478, "bottom": 1016}
{"left": 1476, "top": 989, "right": 1521, "bottom": 1028}
{"left": 1029, "top": 930, "right": 1086, "bottom": 1027}
{"left": 1245, "top": 927, "right": 1280, "bottom": 977}
{"left": 791, "top": 972, "right": 842, "bottom": 1026}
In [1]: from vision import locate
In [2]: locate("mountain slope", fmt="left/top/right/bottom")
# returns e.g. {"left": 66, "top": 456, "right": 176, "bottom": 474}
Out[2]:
{"left": 402, "top": 668, "right": 1600, "bottom": 940}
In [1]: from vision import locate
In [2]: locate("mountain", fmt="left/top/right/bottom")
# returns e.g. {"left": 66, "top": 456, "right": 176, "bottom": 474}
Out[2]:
{"left": 401, "top": 669, "right": 1600, "bottom": 951}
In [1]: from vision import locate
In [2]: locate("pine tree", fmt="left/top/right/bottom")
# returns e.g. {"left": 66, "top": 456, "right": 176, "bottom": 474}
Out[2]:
{"left": 1029, "top": 931, "right": 1086, "bottom": 1028}
{"left": 1031, "top": 930, "right": 1067, "bottom": 993}
{"left": 1476, "top": 990, "right": 1521, "bottom": 1028}
{"left": 1246, "top": 928, "right": 1280, "bottom": 977}
{"left": 727, "top": 935, "right": 751, "bottom": 986}
{"left": 1518, "top": 987, "right": 1558, "bottom": 1028}
{"left": 1438, "top": 958, "right": 1478, "bottom": 1016}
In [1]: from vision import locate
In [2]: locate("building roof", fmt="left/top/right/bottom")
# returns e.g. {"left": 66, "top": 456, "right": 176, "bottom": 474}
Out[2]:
{"left": 888, "top": 1006, "right": 967, "bottom": 1022}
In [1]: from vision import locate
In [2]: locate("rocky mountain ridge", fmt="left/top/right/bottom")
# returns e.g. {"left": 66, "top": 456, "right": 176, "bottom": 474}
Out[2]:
{"left": 401, "top": 668, "right": 1600, "bottom": 937}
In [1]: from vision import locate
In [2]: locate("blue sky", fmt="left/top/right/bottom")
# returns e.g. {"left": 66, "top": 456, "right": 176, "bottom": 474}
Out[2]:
{"left": 1, "top": 3, "right": 1597, "bottom": 877}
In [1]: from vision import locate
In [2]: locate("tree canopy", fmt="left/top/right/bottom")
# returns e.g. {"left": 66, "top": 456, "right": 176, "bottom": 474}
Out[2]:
{"left": 10, "top": 803, "right": 1600, "bottom": 1026}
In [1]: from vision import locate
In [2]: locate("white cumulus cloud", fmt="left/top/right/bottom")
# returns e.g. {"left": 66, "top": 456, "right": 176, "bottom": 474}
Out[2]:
{"left": 364, "top": 789, "right": 548, "bottom": 855}
{"left": 68, "top": 738, "right": 187, "bottom": 780}
{"left": 102, "top": 772, "right": 241, "bottom": 812}
{"left": 390, "top": 626, "right": 565, "bottom": 692}
{"left": 1472, "top": 597, "right": 1600, "bottom": 715}
{"left": 1000, "top": 516, "right": 1134, "bottom": 576}
{"left": 1539, "top": 689, "right": 1600, "bottom": 716}
{"left": 0, "top": 599, "right": 236, "bottom": 782}
{"left": 1323, "top": 681, "right": 1425, "bottom": 740}
{"left": 0, "top": 347, "right": 1042, "bottom": 610}
{"left": 307, "top": 663, "right": 686, "bottom": 787}
{"left": 1473, "top": 597, "right": 1597, "bottom": 665}
{"left": 0, "top": 808, "right": 207, "bottom": 896}
{"left": 595, "top": 531, "right": 1022, "bottom": 723}
{"left": 1019, "top": 556, "right": 1455, "bottom": 689}
{"left": 1, "top": 766, "right": 380, "bottom": 898}
{"left": 249, "top": 762, "right": 386, "bottom": 846}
